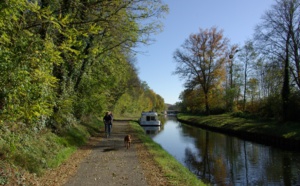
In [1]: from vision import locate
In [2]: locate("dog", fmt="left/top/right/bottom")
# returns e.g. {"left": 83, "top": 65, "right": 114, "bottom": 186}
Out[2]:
{"left": 124, "top": 135, "right": 131, "bottom": 149}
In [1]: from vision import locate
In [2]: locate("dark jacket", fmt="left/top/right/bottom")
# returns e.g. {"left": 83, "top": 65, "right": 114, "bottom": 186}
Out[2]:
{"left": 103, "top": 115, "right": 112, "bottom": 125}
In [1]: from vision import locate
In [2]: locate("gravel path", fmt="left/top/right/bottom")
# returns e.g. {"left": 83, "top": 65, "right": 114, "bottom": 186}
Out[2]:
{"left": 64, "top": 121, "right": 149, "bottom": 186}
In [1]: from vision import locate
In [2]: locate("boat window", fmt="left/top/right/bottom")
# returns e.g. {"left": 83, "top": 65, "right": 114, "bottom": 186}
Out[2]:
{"left": 146, "top": 116, "right": 156, "bottom": 121}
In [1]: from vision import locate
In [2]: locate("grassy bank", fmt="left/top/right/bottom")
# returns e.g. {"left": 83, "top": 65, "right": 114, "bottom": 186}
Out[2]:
{"left": 177, "top": 114, "right": 300, "bottom": 141}
{"left": 129, "top": 121, "right": 207, "bottom": 186}
{"left": 0, "top": 116, "right": 101, "bottom": 185}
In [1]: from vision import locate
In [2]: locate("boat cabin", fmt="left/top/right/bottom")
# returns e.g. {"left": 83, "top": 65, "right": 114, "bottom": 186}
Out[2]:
{"left": 139, "top": 111, "right": 161, "bottom": 126}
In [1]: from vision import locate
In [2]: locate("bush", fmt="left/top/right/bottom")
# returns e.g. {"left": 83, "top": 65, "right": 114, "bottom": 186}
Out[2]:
{"left": 288, "top": 92, "right": 300, "bottom": 122}
{"left": 231, "top": 111, "right": 258, "bottom": 120}
{"left": 0, "top": 115, "right": 100, "bottom": 177}
{"left": 258, "top": 94, "right": 282, "bottom": 119}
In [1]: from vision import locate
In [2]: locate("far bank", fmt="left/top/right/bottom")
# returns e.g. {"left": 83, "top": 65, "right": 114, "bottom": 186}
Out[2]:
{"left": 176, "top": 113, "right": 300, "bottom": 150}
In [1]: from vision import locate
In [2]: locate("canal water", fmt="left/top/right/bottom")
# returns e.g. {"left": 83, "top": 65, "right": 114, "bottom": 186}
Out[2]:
{"left": 142, "top": 116, "right": 300, "bottom": 185}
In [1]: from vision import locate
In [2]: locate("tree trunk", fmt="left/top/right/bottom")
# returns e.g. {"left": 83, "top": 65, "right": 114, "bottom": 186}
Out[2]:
{"left": 204, "top": 92, "right": 210, "bottom": 115}
{"left": 282, "top": 35, "right": 290, "bottom": 121}
{"left": 243, "top": 62, "right": 247, "bottom": 111}
{"left": 74, "top": 36, "right": 92, "bottom": 91}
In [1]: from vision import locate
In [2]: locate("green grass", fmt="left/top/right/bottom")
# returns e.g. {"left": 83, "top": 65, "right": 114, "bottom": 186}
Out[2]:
{"left": 129, "top": 121, "right": 207, "bottom": 186}
{"left": 113, "top": 114, "right": 140, "bottom": 121}
{"left": 0, "top": 115, "right": 101, "bottom": 184}
{"left": 1, "top": 129, "right": 87, "bottom": 176}
{"left": 177, "top": 113, "right": 300, "bottom": 140}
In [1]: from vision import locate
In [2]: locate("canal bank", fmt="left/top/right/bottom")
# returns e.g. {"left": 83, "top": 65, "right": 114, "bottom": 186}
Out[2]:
{"left": 149, "top": 117, "right": 300, "bottom": 185}
{"left": 176, "top": 113, "right": 300, "bottom": 151}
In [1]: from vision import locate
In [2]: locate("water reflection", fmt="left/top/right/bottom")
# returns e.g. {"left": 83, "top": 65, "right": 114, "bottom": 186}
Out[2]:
{"left": 146, "top": 117, "right": 300, "bottom": 185}
{"left": 140, "top": 115, "right": 166, "bottom": 137}
{"left": 143, "top": 126, "right": 161, "bottom": 137}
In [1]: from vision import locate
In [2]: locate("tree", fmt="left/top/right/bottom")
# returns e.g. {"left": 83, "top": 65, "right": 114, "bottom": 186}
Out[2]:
{"left": 247, "top": 78, "right": 259, "bottom": 107}
{"left": 238, "top": 40, "right": 257, "bottom": 111}
{"left": 0, "top": 1, "right": 58, "bottom": 125}
{"left": 178, "top": 89, "right": 201, "bottom": 113}
{"left": 226, "top": 44, "right": 240, "bottom": 112}
{"left": 173, "top": 27, "right": 229, "bottom": 114}
{"left": 255, "top": 0, "right": 300, "bottom": 121}
{"left": 0, "top": 0, "right": 168, "bottom": 131}
{"left": 254, "top": 57, "right": 282, "bottom": 98}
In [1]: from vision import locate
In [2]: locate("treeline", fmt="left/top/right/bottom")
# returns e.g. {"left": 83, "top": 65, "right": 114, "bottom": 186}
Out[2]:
{"left": 0, "top": 0, "right": 168, "bottom": 133}
{"left": 174, "top": 0, "right": 300, "bottom": 122}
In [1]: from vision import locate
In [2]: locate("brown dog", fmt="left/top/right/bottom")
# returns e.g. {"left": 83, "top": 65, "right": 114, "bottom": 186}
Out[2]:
{"left": 124, "top": 135, "right": 131, "bottom": 149}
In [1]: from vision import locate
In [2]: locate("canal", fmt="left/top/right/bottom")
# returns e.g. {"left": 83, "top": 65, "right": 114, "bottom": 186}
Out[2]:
{"left": 142, "top": 116, "right": 300, "bottom": 185}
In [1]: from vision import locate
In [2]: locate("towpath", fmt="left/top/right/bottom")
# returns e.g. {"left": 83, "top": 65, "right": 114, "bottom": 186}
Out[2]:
{"left": 62, "top": 120, "right": 167, "bottom": 186}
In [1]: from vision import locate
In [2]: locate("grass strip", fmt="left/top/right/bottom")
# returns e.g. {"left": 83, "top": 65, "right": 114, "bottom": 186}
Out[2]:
{"left": 177, "top": 113, "right": 300, "bottom": 140}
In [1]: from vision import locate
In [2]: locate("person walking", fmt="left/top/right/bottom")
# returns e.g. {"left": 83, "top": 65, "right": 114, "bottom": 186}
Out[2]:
{"left": 109, "top": 111, "right": 113, "bottom": 127}
{"left": 103, "top": 111, "right": 112, "bottom": 137}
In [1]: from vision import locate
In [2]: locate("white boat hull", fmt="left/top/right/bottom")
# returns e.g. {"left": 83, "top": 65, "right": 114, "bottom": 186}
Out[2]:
{"left": 139, "top": 111, "right": 161, "bottom": 126}
{"left": 139, "top": 120, "right": 161, "bottom": 126}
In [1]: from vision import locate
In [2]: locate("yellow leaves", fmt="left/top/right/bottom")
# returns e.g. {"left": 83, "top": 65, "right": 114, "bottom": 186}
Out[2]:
{"left": 88, "top": 24, "right": 103, "bottom": 35}
{"left": 33, "top": 111, "right": 41, "bottom": 117}
{"left": 43, "top": 38, "right": 63, "bottom": 65}
{"left": 23, "top": 30, "right": 33, "bottom": 37}
{"left": 283, "top": 132, "right": 297, "bottom": 138}
{"left": 0, "top": 33, "right": 11, "bottom": 45}
{"left": 60, "top": 42, "right": 80, "bottom": 55}
{"left": 26, "top": 1, "right": 44, "bottom": 21}
{"left": 49, "top": 19, "right": 61, "bottom": 29}
{"left": 60, "top": 14, "right": 71, "bottom": 26}
{"left": 32, "top": 69, "right": 57, "bottom": 86}
{"left": 27, "top": 1, "right": 40, "bottom": 12}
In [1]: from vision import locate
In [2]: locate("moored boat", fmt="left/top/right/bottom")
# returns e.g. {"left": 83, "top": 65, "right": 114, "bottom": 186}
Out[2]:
{"left": 139, "top": 111, "right": 161, "bottom": 126}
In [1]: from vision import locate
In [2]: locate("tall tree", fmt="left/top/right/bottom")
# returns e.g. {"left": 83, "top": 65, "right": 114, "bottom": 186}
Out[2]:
{"left": 226, "top": 44, "right": 240, "bottom": 111}
{"left": 0, "top": 1, "right": 58, "bottom": 124}
{"left": 247, "top": 78, "right": 259, "bottom": 108}
{"left": 173, "top": 27, "right": 229, "bottom": 114}
{"left": 255, "top": 0, "right": 300, "bottom": 121}
{"left": 238, "top": 40, "right": 257, "bottom": 111}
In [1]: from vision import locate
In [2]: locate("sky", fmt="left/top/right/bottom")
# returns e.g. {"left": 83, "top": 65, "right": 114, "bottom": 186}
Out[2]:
{"left": 136, "top": 0, "right": 275, "bottom": 105}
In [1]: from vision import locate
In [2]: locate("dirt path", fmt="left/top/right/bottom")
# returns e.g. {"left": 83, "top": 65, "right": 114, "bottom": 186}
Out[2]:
{"left": 61, "top": 120, "right": 168, "bottom": 186}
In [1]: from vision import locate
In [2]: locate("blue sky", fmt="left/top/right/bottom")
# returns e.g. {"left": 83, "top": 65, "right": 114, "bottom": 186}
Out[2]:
{"left": 136, "top": 0, "right": 274, "bottom": 105}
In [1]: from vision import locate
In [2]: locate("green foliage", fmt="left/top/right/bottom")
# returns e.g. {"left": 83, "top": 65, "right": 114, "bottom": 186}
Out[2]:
{"left": 61, "top": 125, "right": 90, "bottom": 147}
{"left": 174, "top": 27, "right": 228, "bottom": 115}
{"left": 287, "top": 91, "right": 300, "bottom": 121}
{"left": 258, "top": 94, "right": 282, "bottom": 119}
{"left": 113, "top": 93, "right": 132, "bottom": 115}
{"left": 0, "top": 0, "right": 169, "bottom": 179}
{"left": 47, "top": 146, "right": 76, "bottom": 168}
{"left": 0, "top": 1, "right": 61, "bottom": 128}
{"left": 0, "top": 129, "right": 65, "bottom": 175}
{"left": 0, "top": 0, "right": 168, "bottom": 130}
{"left": 224, "top": 87, "right": 240, "bottom": 112}
{"left": 0, "top": 115, "right": 99, "bottom": 180}
{"left": 231, "top": 111, "right": 259, "bottom": 120}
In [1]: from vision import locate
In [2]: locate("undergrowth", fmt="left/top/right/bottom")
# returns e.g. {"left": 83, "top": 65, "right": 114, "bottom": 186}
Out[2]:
{"left": 0, "top": 115, "right": 100, "bottom": 185}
